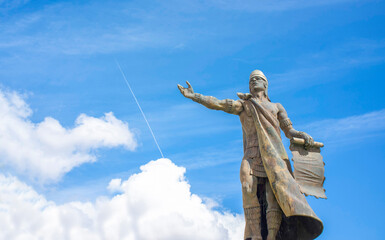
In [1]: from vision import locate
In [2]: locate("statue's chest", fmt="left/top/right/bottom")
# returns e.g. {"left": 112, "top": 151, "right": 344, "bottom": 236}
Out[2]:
{"left": 259, "top": 101, "right": 278, "bottom": 115}
{"left": 241, "top": 101, "right": 278, "bottom": 119}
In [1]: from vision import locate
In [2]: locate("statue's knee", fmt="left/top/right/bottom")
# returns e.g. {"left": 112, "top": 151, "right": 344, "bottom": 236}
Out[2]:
{"left": 241, "top": 174, "right": 253, "bottom": 193}
{"left": 242, "top": 178, "right": 255, "bottom": 195}
{"left": 240, "top": 159, "right": 251, "bottom": 182}
{"left": 242, "top": 181, "right": 252, "bottom": 193}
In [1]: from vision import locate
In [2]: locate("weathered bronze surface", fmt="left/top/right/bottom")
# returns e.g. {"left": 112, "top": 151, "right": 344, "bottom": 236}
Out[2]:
{"left": 178, "top": 70, "right": 325, "bottom": 240}
{"left": 290, "top": 138, "right": 326, "bottom": 199}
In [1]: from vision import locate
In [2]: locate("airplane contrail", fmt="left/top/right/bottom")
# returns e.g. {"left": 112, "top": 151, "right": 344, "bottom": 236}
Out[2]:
{"left": 115, "top": 60, "right": 164, "bottom": 158}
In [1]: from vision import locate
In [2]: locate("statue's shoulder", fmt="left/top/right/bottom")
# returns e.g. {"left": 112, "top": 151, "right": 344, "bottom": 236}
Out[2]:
{"left": 237, "top": 92, "right": 252, "bottom": 101}
{"left": 274, "top": 102, "right": 284, "bottom": 110}
{"left": 236, "top": 93, "right": 252, "bottom": 116}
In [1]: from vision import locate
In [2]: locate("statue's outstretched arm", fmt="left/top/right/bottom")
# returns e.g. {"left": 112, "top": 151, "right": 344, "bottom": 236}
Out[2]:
{"left": 177, "top": 81, "right": 243, "bottom": 115}
{"left": 276, "top": 103, "right": 315, "bottom": 148}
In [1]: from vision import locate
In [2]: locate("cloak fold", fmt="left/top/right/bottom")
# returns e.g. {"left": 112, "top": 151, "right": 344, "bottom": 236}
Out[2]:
{"left": 247, "top": 99, "right": 323, "bottom": 240}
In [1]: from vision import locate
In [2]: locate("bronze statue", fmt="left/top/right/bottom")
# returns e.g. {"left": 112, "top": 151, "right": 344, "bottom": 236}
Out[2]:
{"left": 178, "top": 70, "right": 326, "bottom": 240}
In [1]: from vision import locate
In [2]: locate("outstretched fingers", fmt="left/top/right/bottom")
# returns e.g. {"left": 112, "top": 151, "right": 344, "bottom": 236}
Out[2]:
{"left": 177, "top": 84, "right": 185, "bottom": 95}
{"left": 186, "top": 81, "right": 192, "bottom": 89}
{"left": 177, "top": 81, "right": 194, "bottom": 98}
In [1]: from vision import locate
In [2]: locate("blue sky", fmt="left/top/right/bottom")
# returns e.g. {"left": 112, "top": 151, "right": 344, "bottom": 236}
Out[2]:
{"left": 0, "top": 0, "right": 385, "bottom": 239}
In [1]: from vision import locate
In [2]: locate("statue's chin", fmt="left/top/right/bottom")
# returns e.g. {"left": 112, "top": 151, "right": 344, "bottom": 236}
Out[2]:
{"left": 252, "top": 86, "right": 265, "bottom": 92}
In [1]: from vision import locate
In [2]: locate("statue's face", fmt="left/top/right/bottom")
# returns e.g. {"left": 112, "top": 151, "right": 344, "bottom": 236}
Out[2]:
{"left": 249, "top": 75, "right": 267, "bottom": 92}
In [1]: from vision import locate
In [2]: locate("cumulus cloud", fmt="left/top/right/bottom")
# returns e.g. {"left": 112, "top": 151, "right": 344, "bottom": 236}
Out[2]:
{"left": 0, "top": 89, "right": 137, "bottom": 182}
{"left": 0, "top": 158, "right": 243, "bottom": 240}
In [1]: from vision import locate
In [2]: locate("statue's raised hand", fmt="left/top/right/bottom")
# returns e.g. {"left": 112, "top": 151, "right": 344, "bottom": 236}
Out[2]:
{"left": 177, "top": 81, "right": 195, "bottom": 99}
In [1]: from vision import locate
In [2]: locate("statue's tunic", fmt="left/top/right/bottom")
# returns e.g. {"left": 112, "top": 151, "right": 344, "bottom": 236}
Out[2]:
{"left": 239, "top": 99, "right": 266, "bottom": 177}
{"left": 192, "top": 93, "right": 323, "bottom": 239}
{"left": 243, "top": 98, "right": 323, "bottom": 240}
{"left": 239, "top": 99, "right": 292, "bottom": 178}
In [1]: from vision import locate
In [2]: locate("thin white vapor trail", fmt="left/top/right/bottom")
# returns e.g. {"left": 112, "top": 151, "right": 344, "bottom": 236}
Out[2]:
{"left": 115, "top": 60, "right": 164, "bottom": 158}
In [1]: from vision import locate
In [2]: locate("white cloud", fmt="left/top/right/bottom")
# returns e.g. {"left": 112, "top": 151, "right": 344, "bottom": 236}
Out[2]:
{"left": 107, "top": 178, "right": 123, "bottom": 193}
{"left": 0, "top": 158, "right": 243, "bottom": 240}
{"left": 0, "top": 89, "right": 137, "bottom": 182}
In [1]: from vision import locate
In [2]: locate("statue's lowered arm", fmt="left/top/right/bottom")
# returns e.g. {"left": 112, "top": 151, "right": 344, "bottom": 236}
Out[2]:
{"left": 177, "top": 81, "right": 243, "bottom": 115}
{"left": 277, "top": 103, "right": 327, "bottom": 199}
{"left": 276, "top": 103, "right": 315, "bottom": 148}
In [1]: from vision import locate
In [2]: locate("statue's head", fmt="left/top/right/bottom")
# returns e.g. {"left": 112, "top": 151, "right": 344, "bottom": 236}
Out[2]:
{"left": 249, "top": 70, "right": 269, "bottom": 100}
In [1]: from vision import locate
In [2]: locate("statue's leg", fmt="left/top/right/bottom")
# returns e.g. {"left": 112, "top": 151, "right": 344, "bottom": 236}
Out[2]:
{"left": 265, "top": 180, "right": 282, "bottom": 240}
{"left": 240, "top": 159, "right": 262, "bottom": 240}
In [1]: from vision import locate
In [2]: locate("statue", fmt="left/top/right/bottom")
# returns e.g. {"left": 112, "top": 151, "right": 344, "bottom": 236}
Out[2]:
{"left": 178, "top": 70, "right": 326, "bottom": 240}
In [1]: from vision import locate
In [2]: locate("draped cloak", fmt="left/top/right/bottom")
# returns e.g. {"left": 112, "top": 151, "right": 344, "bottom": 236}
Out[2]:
{"left": 246, "top": 99, "right": 323, "bottom": 240}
